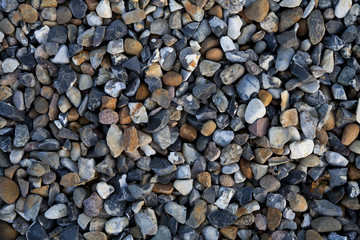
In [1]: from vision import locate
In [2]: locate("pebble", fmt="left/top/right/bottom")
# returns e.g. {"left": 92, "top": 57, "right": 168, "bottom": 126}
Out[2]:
{"left": 0, "top": 177, "right": 20, "bottom": 204}
{"left": 244, "top": 0, "right": 269, "bottom": 22}
{"left": 244, "top": 98, "right": 266, "bottom": 124}
{"left": 44, "top": 203, "right": 68, "bottom": 219}
{"left": 335, "top": 0, "right": 352, "bottom": 18}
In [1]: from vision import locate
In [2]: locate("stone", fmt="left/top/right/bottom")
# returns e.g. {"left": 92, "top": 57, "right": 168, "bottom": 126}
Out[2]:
{"left": 244, "top": 0, "right": 269, "bottom": 22}
{"left": 208, "top": 210, "right": 237, "bottom": 228}
{"left": 83, "top": 193, "right": 103, "bottom": 217}
{"left": 341, "top": 123, "right": 359, "bottom": 146}
{"left": 135, "top": 209, "right": 158, "bottom": 235}
{"left": 335, "top": 0, "right": 352, "bottom": 18}
{"left": 164, "top": 202, "right": 187, "bottom": 224}
{"left": 268, "top": 127, "right": 290, "bottom": 148}
{"left": 0, "top": 177, "right": 19, "bottom": 204}
{"left": 311, "top": 217, "right": 342, "bottom": 233}
{"left": 106, "top": 124, "right": 123, "bottom": 158}
{"left": 105, "top": 217, "right": 129, "bottom": 235}
{"left": 289, "top": 194, "right": 308, "bottom": 212}
{"left": 18, "top": 4, "right": 38, "bottom": 23}
{"left": 279, "top": 7, "right": 303, "bottom": 32}
{"left": 236, "top": 74, "right": 260, "bottom": 101}
{"left": 122, "top": 10, "right": 146, "bottom": 24}
{"left": 289, "top": 139, "right": 314, "bottom": 159}
{"left": 267, "top": 207, "right": 282, "bottom": 231}
{"left": 215, "top": 0, "right": 246, "bottom": 14}
{"left": 44, "top": 204, "right": 68, "bottom": 219}
{"left": 244, "top": 98, "right": 266, "bottom": 124}
{"left": 307, "top": 10, "right": 325, "bottom": 45}
{"left": 325, "top": 151, "right": 349, "bottom": 167}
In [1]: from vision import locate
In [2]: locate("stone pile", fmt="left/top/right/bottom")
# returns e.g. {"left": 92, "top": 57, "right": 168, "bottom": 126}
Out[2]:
{"left": 0, "top": 0, "right": 360, "bottom": 239}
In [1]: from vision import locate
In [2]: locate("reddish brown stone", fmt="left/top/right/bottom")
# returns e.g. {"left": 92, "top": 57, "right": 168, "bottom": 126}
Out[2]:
{"left": 99, "top": 109, "right": 119, "bottom": 125}
{"left": 60, "top": 173, "right": 81, "bottom": 187}
{"left": 119, "top": 107, "right": 132, "bottom": 125}
{"left": 267, "top": 207, "right": 282, "bottom": 231}
{"left": 162, "top": 71, "right": 183, "bottom": 86}
{"left": 135, "top": 83, "right": 150, "bottom": 101}
{"left": 220, "top": 226, "right": 238, "bottom": 240}
{"left": 180, "top": 123, "right": 197, "bottom": 142}
{"left": 197, "top": 172, "right": 211, "bottom": 188}
{"left": 0, "top": 177, "right": 20, "bottom": 204}
{"left": 248, "top": 118, "right": 270, "bottom": 137}
{"left": 101, "top": 96, "right": 117, "bottom": 110}
{"left": 123, "top": 126, "right": 138, "bottom": 152}
{"left": 240, "top": 158, "right": 253, "bottom": 179}
{"left": 0, "top": 221, "right": 18, "bottom": 240}
{"left": 152, "top": 183, "right": 174, "bottom": 194}
{"left": 341, "top": 123, "right": 360, "bottom": 146}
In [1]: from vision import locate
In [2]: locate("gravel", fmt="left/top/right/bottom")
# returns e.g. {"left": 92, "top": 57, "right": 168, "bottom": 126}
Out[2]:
{"left": 0, "top": 0, "right": 359, "bottom": 240}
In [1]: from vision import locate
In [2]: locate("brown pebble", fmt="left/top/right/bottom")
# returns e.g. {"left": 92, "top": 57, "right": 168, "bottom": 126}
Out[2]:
{"left": 244, "top": 0, "right": 269, "bottom": 22}
{"left": 99, "top": 109, "right": 119, "bottom": 125}
{"left": 219, "top": 174, "right": 234, "bottom": 187}
{"left": 123, "top": 126, "right": 138, "bottom": 152}
{"left": 280, "top": 108, "right": 299, "bottom": 127}
{"left": 34, "top": 96, "right": 49, "bottom": 114}
{"left": 220, "top": 226, "right": 238, "bottom": 240}
{"left": 119, "top": 107, "right": 132, "bottom": 125}
{"left": 31, "top": 185, "right": 49, "bottom": 197}
{"left": 197, "top": 171, "right": 212, "bottom": 188}
{"left": 267, "top": 207, "right": 282, "bottom": 231}
{"left": 258, "top": 89, "right": 272, "bottom": 107}
{"left": 124, "top": 38, "right": 143, "bottom": 57}
{"left": 200, "top": 36, "right": 220, "bottom": 55}
{"left": 0, "top": 221, "right": 18, "bottom": 240}
{"left": 208, "top": 4, "right": 223, "bottom": 18}
{"left": 306, "top": 229, "right": 323, "bottom": 240}
{"left": 316, "top": 128, "right": 329, "bottom": 145}
{"left": 323, "top": 111, "right": 335, "bottom": 130}
{"left": 200, "top": 120, "right": 217, "bottom": 136}
{"left": 4, "top": 165, "right": 20, "bottom": 179}
{"left": 18, "top": 4, "right": 38, "bottom": 23}
{"left": 341, "top": 123, "right": 359, "bottom": 146}
{"left": 240, "top": 158, "right": 253, "bottom": 179}
{"left": 152, "top": 183, "right": 174, "bottom": 194}
{"left": 180, "top": 123, "right": 197, "bottom": 142}
{"left": 348, "top": 164, "right": 360, "bottom": 180}
{"left": 101, "top": 96, "right": 117, "bottom": 110}
{"left": 289, "top": 194, "right": 308, "bottom": 212}
{"left": 205, "top": 48, "right": 224, "bottom": 61}
{"left": 60, "top": 173, "right": 81, "bottom": 187}
{"left": 68, "top": 108, "right": 80, "bottom": 122}
{"left": 162, "top": 71, "right": 183, "bottom": 86}
{"left": 260, "top": 175, "right": 281, "bottom": 192}
{"left": 85, "top": 0, "right": 98, "bottom": 10}
{"left": 297, "top": 18, "right": 308, "bottom": 37}
{"left": 0, "top": 177, "right": 20, "bottom": 204}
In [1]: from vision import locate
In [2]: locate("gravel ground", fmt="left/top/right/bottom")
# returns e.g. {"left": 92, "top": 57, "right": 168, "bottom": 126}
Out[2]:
{"left": 0, "top": 0, "right": 360, "bottom": 239}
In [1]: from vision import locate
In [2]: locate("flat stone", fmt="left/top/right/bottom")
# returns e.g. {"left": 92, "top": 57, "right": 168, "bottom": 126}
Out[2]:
{"left": 311, "top": 217, "right": 342, "bottom": 233}
{"left": 0, "top": 177, "right": 20, "bottom": 204}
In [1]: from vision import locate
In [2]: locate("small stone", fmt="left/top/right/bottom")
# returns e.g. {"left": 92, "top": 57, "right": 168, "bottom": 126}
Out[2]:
{"left": 164, "top": 202, "right": 187, "bottom": 224}
{"left": 267, "top": 207, "right": 282, "bottom": 231}
{"left": 220, "top": 64, "right": 245, "bottom": 85}
{"left": 2, "top": 58, "right": 20, "bottom": 73}
{"left": 260, "top": 175, "right": 280, "bottom": 192}
{"left": 310, "top": 199, "right": 343, "bottom": 217}
{"left": 18, "top": 4, "right": 38, "bottom": 23}
{"left": 69, "top": 0, "right": 87, "bottom": 18}
{"left": 325, "top": 151, "right": 349, "bottom": 167}
{"left": 96, "top": 0, "right": 111, "bottom": 18}
{"left": 244, "top": 98, "right": 266, "bottom": 124}
{"left": 180, "top": 123, "right": 197, "bottom": 142}
{"left": 135, "top": 209, "right": 158, "bottom": 236}
{"left": 244, "top": 0, "right": 269, "bottom": 22}
{"left": 279, "top": 0, "right": 302, "bottom": 8}
{"left": 279, "top": 7, "right": 303, "bottom": 32}
{"left": 280, "top": 108, "right": 298, "bottom": 127}
{"left": 105, "top": 217, "right": 129, "bottom": 235}
{"left": 122, "top": 9, "right": 146, "bottom": 24}
{"left": 289, "top": 194, "right": 308, "bottom": 212}
{"left": 236, "top": 74, "right": 260, "bottom": 101}
{"left": 99, "top": 109, "right": 119, "bottom": 125}
{"left": 174, "top": 179, "right": 193, "bottom": 195}
{"left": 129, "top": 102, "right": 148, "bottom": 124}
{"left": 335, "top": 0, "right": 352, "bottom": 18}
{"left": 124, "top": 38, "right": 143, "bottom": 57}
{"left": 163, "top": 71, "right": 183, "bottom": 86}
{"left": 78, "top": 157, "right": 96, "bottom": 180}
{"left": 123, "top": 126, "right": 138, "bottom": 152}
{"left": 260, "top": 12, "right": 279, "bottom": 33}
{"left": 341, "top": 123, "right": 359, "bottom": 146}
{"left": 83, "top": 193, "right": 103, "bottom": 217}
{"left": 208, "top": 210, "right": 237, "bottom": 228}
{"left": 268, "top": 127, "right": 290, "bottom": 148}
{"left": 311, "top": 217, "right": 342, "bottom": 233}
{"left": 307, "top": 10, "right": 325, "bottom": 45}
{"left": 0, "top": 177, "right": 20, "bottom": 204}
{"left": 289, "top": 139, "right": 314, "bottom": 159}
{"left": 44, "top": 203, "right": 68, "bottom": 219}
{"left": 96, "top": 182, "right": 115, "bottom": 199}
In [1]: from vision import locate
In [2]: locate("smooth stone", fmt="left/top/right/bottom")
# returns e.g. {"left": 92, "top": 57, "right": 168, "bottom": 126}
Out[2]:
{"left": 244, "top": 98, "right": 266, "bottom": 124}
